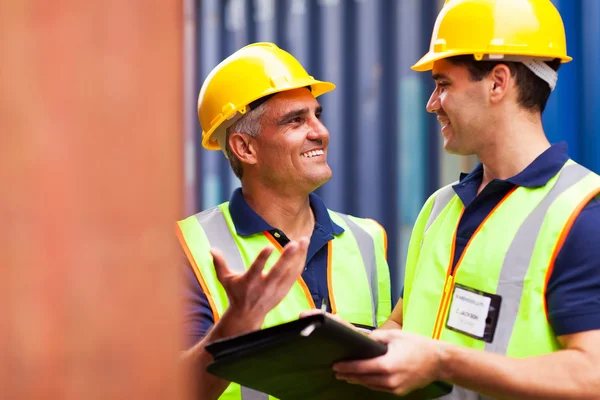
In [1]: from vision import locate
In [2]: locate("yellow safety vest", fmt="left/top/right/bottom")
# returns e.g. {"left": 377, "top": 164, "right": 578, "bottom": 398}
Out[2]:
{"left": 177, "top": 203, "right": 391, "bottom": 400}
{"left": 403, "top": 160, "right": 600, "bottom": 399}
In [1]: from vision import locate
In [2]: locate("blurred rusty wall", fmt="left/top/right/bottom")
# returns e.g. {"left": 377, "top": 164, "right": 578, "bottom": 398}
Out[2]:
{"left": 0, "top": 1, "right": 185, "bottom": 399}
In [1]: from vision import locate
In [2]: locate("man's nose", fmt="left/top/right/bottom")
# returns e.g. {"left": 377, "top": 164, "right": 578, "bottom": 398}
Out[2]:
{"left": 307, "top": 118, "right": 329, "bottom": 141}
{"left": 426, "top": 90, "right": 440, "bottom": 114}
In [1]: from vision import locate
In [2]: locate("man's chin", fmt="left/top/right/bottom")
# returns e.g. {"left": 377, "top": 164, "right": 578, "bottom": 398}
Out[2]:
{"left": 443, "top": 141, "right": 472, "bottom": 156}
{"left": 306, "top": 171, "right": 332, "bottom": 191}
{"left": 444, "top": 147, "right": 462, "bottom": 155}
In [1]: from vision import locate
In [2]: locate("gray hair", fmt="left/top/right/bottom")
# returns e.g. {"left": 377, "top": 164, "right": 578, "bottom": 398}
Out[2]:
{"left": 225, "top": 102, "right": 267, "bottom": 179}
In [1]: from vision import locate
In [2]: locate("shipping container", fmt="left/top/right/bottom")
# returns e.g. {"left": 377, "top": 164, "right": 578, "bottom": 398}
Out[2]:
{"left": 191, "top": 0, "right": 600, "bottom": 301}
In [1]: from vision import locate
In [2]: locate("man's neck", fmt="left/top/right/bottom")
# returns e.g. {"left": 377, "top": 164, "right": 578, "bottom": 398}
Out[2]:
{"left": 476, "top": 114, "right": 550, "bottom": 195}
{"left": 241, "top": 184, "right": 315, "bottom": 241}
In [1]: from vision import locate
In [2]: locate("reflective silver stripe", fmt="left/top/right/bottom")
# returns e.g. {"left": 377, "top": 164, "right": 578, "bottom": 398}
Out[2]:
{"left": 196, "top": 207, "right": 269, "bottom": 400}
{"left": 241, "top": 386, "right": 269, "bottom": 400}
{"left": 335, "top": 213, "right": 378, "bottom": 328}
{"left": 424, "top": 185, "right": 457, "bottom": 233}
{"left": 195, "top": 207, "right": 246, "bottom": 274}
{"left": 485, "top": 163, "right": 591, "bottom": 355}
{"left": 421, "top": 184, "right": 466, "bottom": 400}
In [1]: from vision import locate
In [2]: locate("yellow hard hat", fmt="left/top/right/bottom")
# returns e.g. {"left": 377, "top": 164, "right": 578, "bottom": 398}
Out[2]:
{"left": 412, "top": 0, "right": 572, "bottom": 72}
{"left": 198, "top": 42, "right": 335, "bottom": 151}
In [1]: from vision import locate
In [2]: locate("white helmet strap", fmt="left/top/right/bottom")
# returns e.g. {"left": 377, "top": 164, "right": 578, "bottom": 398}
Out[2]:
{"left": 483, "top": 54, "right": 558, "bottom": 91}
{"left": 521, "top": 59, "right": 558, "bottom": 91}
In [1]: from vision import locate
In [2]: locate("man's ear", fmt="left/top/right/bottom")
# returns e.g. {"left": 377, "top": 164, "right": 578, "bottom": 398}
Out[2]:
{"left": 489, "top": 64, "right": 512, "bottom": 104}
{"left": 228, "top": 132, "right": 257, "bottom": 165}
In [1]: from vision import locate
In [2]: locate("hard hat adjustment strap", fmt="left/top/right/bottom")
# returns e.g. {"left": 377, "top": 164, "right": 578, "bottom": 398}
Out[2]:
{"left": 480, "top": 54, "right": 558, "bottom": 91}
{"left": 248, "top": 93, "right": 276, "bottom": 111}
{"left": 520, "top": 59, "right": 558, "bottom": 91}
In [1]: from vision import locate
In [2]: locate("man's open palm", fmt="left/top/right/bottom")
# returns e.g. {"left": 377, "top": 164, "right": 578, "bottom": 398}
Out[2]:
{"left": 211, "top": 237, "right": 309, "bottom": 321}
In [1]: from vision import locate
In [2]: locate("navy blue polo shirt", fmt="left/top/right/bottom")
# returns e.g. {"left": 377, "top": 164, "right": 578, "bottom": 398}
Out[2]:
{"left": 182, "top": 188, "right": 344, "bottom": 347}
{"left": 450, "top": 142, "right": 600, "bottom": 336}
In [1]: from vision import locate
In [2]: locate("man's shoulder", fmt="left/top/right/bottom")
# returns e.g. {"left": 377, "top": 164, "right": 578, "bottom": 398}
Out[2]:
{"left": 557, "top": 195, "right": 600, "bottom": 263}
{"left": 430, "top": 181, "right": 458, "bottom": 200}
{"left": 327, "top": 210, "right": 387, "bottom": 235}
{"left": 178, "top": 202, "right": 229, "bottom": 223}
{"left": 326, "top": 209, "right": 371, "bottom": 223}
{"left": 559, "top": 161, "right": 600, "bottom": 239}
{"left": 547, "top": 195, "right": 600, "bottom": 336}
{"left": 568, "top": 195, "right": 600, "bottom": 236}
{"left": 414, "top": 182, "right": 458, "bottom": 220}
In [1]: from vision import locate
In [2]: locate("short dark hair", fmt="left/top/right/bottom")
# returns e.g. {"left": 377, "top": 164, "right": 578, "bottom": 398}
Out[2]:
{"left": 447, "top": 55, "right": 561, "bottom": 113}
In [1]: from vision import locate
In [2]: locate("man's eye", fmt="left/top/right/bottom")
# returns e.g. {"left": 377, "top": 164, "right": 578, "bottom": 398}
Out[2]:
{"left": 289, "top": 117, "right": 303, "bottom": 124}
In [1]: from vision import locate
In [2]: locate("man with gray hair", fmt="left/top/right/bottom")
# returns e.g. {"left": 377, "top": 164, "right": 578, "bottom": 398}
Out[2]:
{"left": 177, "top": 42, "right": 392, "bottom": 400}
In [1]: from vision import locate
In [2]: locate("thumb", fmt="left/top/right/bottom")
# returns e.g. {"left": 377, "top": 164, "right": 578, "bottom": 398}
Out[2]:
{"left": 299, "top": 309, "right": 322, "bottom": 319}
{"left": 368, "top": 328, "right": 399, "bottom": 343}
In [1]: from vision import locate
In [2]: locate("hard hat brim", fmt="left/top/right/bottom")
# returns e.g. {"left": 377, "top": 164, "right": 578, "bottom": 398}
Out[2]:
{"left": 411, "top": 51, "right": 454, "bottom": 72}
{"left": 411, "top": 50, "right": 573, "bottom": 72}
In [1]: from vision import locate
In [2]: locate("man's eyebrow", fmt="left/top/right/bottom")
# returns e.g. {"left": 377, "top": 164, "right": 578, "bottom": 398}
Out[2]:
{"left": 432, "top": 73, "right": 450, "bottom": 81}
{"left": 278, "top": 108, "right": 308, "bottom": 123}
{"left": 277, "top": 106, "right": 322, "bottom": 123}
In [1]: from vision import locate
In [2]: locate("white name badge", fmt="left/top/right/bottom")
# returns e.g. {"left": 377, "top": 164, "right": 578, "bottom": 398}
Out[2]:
{"left": 446, "top": 286, "right": 491, "bottom": 339}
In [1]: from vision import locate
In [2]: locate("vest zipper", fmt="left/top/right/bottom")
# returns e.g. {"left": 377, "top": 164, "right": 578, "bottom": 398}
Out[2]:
{"left": 433, "top": 274, "right": 455, "bottom": 339}
{"left": 431, "top": 212, "right": 462, "bottom": 340}
{"left": 430, "top": 186, "right": 518, "bottom": 340}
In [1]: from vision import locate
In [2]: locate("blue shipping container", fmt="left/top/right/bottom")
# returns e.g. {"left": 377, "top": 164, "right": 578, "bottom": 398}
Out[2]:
{"left": 192, "top": 0, "right": 600, "bottom": 302}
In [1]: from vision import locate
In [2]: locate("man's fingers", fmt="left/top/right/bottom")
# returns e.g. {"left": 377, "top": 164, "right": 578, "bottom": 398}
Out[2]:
{"left": 335, "top": 373, "right": 401, "bottom": 393}
{"left": 246, "top": 245, "right": 274, "bottom": 279}
{"left": 263, "top": 241, "right": 299, "bottom": 283}
{"left": 299, "top": 309, "right": 322, "bottom": 318}
{"left": 298, "top": 236, "right": 309, "bottom": 252}
{"left": 211, "top": 248, "right": 232, "bottom": 284}
{"left": 333, "top": 356, "right": 386, "bottom": 374}
{"left": 326, "top": 313, "right": 359, "bottom": 330}
{"left": 266, "top": 237, "right": 308, "bottom": 284}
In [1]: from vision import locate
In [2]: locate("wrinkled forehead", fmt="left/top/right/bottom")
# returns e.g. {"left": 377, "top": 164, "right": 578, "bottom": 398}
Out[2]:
{"left": 263, "top": 87, "right": 320, "bottom": 119}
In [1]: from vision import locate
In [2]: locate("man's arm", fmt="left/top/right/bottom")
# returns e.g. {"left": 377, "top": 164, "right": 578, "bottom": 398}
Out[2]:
{"left": 182, "top": 238, "right": 309, "bottom": 400}
{"left": 380, "top": 298, "right": 402, "bottom": 329}
{"left": 333, "top": 324, "right": 600, "bottom": 400}
{"left": 436, "top": 329, "right": 600, "bottom": 399}
{"left": 181, "top": 306, "right": 264, "bottom": 400}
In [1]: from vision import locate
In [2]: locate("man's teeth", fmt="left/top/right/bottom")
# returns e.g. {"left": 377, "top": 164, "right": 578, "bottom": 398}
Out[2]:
{"left": 302, "top": 149, "right": 324, "bottom": 158}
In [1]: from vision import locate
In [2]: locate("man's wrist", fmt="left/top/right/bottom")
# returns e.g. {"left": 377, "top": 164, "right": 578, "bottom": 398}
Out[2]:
{"left": 213, "top": 307, "right": 266, "bottom": 339}
{"left": 435, "top": 340, "right": 453, "bottom": 382}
